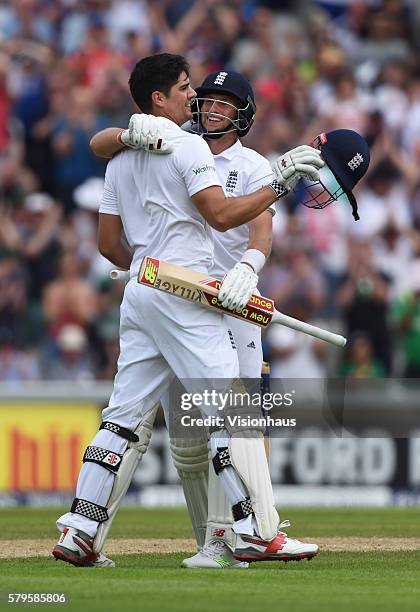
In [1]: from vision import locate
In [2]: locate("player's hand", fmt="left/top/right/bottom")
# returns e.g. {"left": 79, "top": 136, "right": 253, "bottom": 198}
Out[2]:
{"left": 120, "top": 114, "right": 174, "bottom": 154}
{"left": 272, "top": 145, "right": 325, "bottom": 191}
{"left": 219, "top": 262, "right": 258, "bottom": 312}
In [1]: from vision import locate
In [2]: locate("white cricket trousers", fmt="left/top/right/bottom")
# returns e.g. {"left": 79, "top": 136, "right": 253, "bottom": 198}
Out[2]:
{"left": 57, "top": 279, "right": 239, "bottom": 536}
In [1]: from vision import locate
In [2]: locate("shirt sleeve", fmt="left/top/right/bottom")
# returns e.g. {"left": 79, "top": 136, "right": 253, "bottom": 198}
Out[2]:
{"left": 175, "top": 135, "right": 222, "bottom": 197}
{"left": 245, "top": 158, "right": 276, "bottom": 216}
{"left": 99, "top": 159, "right": 120, "bottom": 216}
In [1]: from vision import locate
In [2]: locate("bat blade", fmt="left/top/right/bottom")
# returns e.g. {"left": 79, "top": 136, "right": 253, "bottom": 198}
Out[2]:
{"left": 138, "top": 256, "right": 275, "bottom": 328}
{"left": 138, "top": 256, "right": 346, "bottom": 346}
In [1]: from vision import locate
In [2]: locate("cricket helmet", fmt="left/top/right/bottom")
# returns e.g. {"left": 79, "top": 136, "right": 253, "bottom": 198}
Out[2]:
{"left": 301, "top": 129, "right": 370, "bottom": 220}
{"left": 191, "top": 70, "right": 256, "bottom": 138}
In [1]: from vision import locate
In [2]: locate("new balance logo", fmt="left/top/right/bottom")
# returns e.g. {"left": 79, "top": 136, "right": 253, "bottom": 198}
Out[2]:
{"left": 214, "top": 71, "right": 228, "bottom": 85}
{"left": 213, "top": 529, "right": 226, "bottom": 537}
{"left": 247, "top": 341, "right": 256, "bottom": 349}
{"left": 348, "top": 153, "right": 364, "bottom": 171}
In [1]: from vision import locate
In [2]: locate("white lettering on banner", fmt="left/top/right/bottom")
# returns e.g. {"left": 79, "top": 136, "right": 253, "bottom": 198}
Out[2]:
{"left": 269, "top": 431, "right": 397, "bottom": 485}
{"left": 328, "top": 438, "right": 358, "bottom": 483}
{"left": 408, "top": 433, "right": 420, "bottom": 486}
{"left": 292, "top": 435, "right": 325, "bottom": 484}
{"left": 360, "top": 437, "right": 396, "bottom": 485}
{"left": 268, "top": 438, "right": 290, "bottom": 481}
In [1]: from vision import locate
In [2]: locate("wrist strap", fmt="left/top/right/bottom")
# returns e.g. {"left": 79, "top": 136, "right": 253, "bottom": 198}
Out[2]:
{"left": 241, "top": 249, "right": 266, "bottom": 274}
{"left": 268, "top": 179, "right": 288, "bottom": 200}
{"left": 117, "top": 129, "right": 125, "bottom": 146}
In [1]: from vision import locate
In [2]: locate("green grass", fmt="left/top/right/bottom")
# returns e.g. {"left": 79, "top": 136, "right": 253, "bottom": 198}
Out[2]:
{"left": 1, "top": 506, "right": 419, "bottom": 539}
{"left": 0, "top": 508, "right": 419, "bottom": 612}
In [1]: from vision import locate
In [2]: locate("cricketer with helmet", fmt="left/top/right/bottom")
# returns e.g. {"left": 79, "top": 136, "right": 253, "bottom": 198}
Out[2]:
{"left": 85, "top": 67, "right": 368, "bottom": 569}
{"left": 88, "top": 67, "right": 327, "bottom": 569}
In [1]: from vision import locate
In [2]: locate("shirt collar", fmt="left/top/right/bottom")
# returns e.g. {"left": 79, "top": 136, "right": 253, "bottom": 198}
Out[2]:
{"left": 213, "top": 139, "right": 242, "bottom": 161}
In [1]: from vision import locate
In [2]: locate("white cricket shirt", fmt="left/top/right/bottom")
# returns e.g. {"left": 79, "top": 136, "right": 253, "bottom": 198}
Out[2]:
{"left": 210, "top": 139, "right": 274, "bottom": 278}
{"left": 99, "top": 121, "right": 221, "bottom": 274}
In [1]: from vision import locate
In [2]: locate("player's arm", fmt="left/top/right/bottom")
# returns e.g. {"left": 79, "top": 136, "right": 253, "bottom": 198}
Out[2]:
{"left": 90, "top": 128, "right": 125, "bottom": 159}
{"left": 247, "top": 210, "right": 273, "bottom": 259}
{"left": 90, "top": 115, "right": 174, "bottom": 158}
{"left": 218, "top": 211, "right": 273, "bottom": 311}
{"left": 98, "top": 213, "right": 132, "bottom": 270}
{"left": 192, "top": 146, "right": 323, "bottom": 232}
{"left": 97, "top": 159, "right": 132, "bottom": 269}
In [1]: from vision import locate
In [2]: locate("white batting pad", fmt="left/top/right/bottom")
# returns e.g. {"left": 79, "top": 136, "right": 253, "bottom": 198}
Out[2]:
{"left": 93, "top": 405, "right": 157, "bottom": 553}
{"left": 170, "top": 437, "right": 209, "bottom": 549}
{"left": 206, "top": 463, "right": 235, "bottom": 550}
{"left": 229, "top": 435, "right": 279, "bottom": 541}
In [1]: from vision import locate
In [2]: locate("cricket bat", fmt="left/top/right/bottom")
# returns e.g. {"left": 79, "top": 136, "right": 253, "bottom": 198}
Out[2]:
{"left": 137, "top": 256, "right": 346, "bottom": 347}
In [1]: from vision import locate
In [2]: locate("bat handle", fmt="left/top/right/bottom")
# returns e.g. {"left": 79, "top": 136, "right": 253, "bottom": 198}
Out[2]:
{"left": 272, "top": 310, "right": 347, "bottom": 347}
{"left": 110, "top": 269, "right": 130, "bottom": 281}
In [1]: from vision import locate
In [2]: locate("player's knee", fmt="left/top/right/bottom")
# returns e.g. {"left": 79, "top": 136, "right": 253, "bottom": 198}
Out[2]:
{"left": 170, "top": 437, "right": 209, "bottom": 475}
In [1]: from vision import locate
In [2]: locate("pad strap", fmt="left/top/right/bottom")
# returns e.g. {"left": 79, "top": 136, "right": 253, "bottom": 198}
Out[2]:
{"left": 83, "top": 446, "right": 123, "bottom": 473}
{"left": 70, "top": 498, "right": 109, "bottom": 523}
{"left": 212, "top": 447, "right": 232, "bottom": 475}
{"left": 99, "top": 421, "right": 139, "bottom": 442}
{"left": 232, "top": 497, "right": 253, "bottom": 521}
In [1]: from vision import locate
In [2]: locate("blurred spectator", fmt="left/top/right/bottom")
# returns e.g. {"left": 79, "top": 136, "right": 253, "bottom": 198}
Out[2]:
{"left": 42, "top": 251, "right": 98, "bottom": 338}
{"left": 266, "top": 299, "right": 328, "bottom": 379}
{"left": 372, "top": 221, "right": 416, "bottom": 300}
{"left": 0, "top": 327, "right": 40, "bottom": 381}
{"left": 72, "top": 177, "right": 114, "bottom": 282}
{"left": 0, "top": 253, "right": 28, "bottom": 347}
{"left": 318, "top": 70, "right": 374, "bottom": 134}
{"left": 349, "top": 161, "right": 411, "bottom": 241}
{"left": 336, "top": 241, "right": 391, "bottom": 373}
{"left": 340, "top": 332, "right": 385, "bottom": 379}
{"left": 91, "top": 277, "right": 124, "bottom": 380}
{"left": 0, "top": 0, "right": 419, "bottom": 380}
{"left": 51, "top": 86, "right": 107, "bottom": 213}
{"left": 0, "top": 0, "right": 55, "bottom": 45}
{"left": 41, "top": 322, "right": 95, "bottom": 381}
{"left": 269, "top": 246, "right": 326, "bottom": 318}
{"left": 0, "top": 192, "right": 62, "bottom": 302}
{"left": 392, "top": 260, "right": 420, "bottom": 378}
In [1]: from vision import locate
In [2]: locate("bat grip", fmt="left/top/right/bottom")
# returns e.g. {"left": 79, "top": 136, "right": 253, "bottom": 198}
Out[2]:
{"left": 273, "top": 310, "right": 347, "bottom": 347}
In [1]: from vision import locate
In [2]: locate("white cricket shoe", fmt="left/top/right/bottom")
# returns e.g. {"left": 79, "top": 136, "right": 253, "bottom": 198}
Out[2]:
{"left": 52, "top": 527, "right": 99, "bottom": 567}
{"left": 234, "top": 521, "right": 319, "bottom": 563}
{"left": 182, "top": 541, "right": 249, "bottom": 569}
{"left": 93, "top": 552, "right": 116, "bottom": 568}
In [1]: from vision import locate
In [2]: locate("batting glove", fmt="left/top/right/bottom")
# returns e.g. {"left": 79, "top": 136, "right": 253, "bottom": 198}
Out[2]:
{"left": 120, "top": 114, "right": 173, "bottom": 154}
{"left": 272, "top": 145, "right": 325, "bottom": 192}
{"left": 219, "top": 262, "right": 258, "bottom": 312}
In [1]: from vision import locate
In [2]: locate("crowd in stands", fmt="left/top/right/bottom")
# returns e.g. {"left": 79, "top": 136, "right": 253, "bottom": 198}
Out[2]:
{"left": 1, "top": 0, "right": 420, "bottom": 382}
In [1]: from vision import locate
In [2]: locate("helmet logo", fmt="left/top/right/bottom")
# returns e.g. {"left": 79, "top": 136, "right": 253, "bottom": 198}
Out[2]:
{"left": 348, "top": 153, "right": 364, "bottom": 171}
{"left": 214, "top": 71, "right": 228, "bottom": 85}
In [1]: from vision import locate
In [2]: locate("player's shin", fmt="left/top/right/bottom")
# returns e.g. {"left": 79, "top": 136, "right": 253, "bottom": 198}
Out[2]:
{"left": 54, "top": 405, "right": 158, "bottom": 564}
{"left": 170, "top": 435, "right": 209, "bottom": 549}
{"left": 93, "top": 405, "right": 157, "bottom": 553}
{"left": 210, "top": 429, "right": 279, "bottom": 542}
{"left": 205, "top": 465, "right": 235, "bottom": 550}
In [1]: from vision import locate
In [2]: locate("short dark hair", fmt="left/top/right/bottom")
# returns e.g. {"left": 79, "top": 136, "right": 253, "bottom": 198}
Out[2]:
{"left": 129, "top": 53, "right": 190, "bottom": 113}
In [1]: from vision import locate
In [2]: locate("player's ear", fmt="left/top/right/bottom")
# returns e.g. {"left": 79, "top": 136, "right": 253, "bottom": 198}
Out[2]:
{"left": 151, "top": 90, "right": 165, "bottom": 108}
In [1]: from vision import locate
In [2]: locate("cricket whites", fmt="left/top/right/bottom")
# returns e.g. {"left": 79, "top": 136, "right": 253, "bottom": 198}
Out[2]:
{"left": 137, "top": 256, "right": 347, "bottom": 347}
